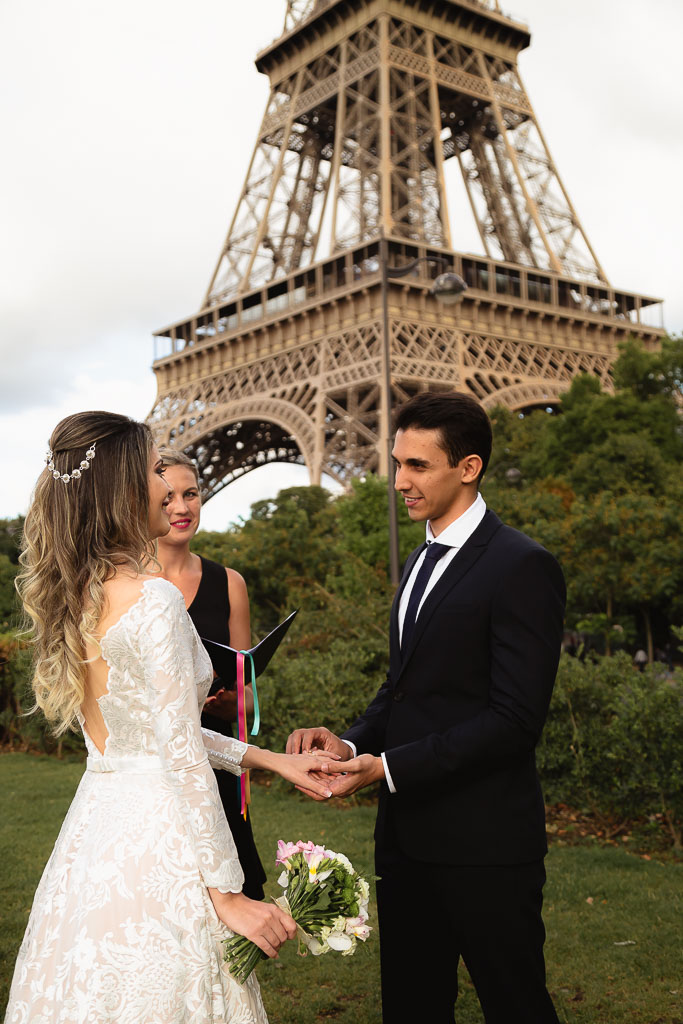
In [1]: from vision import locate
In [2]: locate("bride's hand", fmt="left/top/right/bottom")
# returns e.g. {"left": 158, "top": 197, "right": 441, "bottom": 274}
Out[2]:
{"left": 269, "top": 750, "right": 340, "bottom": 798}
{"left": 209, "top": 890, "right": 297, "bottom": 958}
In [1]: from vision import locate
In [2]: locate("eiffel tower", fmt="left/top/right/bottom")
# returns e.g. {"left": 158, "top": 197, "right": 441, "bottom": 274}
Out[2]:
{"left": 149, "top": 0, "right": 663, "bottom": 499}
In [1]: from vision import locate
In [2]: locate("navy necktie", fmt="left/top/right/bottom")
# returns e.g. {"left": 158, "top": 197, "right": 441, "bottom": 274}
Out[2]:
{"left": 400, "top": 542, "right": 450, "bottom": 652}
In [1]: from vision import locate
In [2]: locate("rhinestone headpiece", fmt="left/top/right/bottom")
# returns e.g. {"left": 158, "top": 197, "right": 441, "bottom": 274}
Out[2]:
{"left": 45, "top": 442, "right": 97, "bottom": 483}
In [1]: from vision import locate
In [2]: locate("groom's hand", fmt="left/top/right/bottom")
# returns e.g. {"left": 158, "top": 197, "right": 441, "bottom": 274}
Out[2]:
{"left": 286, "top": 726, "right": 351, "bottom": 761}
{"left": 320, "top": 753, "right": 385, "bottom": 798}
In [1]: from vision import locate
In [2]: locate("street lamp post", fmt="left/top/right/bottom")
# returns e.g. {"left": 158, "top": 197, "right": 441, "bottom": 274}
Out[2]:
{"left": 379, "top": 237, "right": 467, "bottom": 585}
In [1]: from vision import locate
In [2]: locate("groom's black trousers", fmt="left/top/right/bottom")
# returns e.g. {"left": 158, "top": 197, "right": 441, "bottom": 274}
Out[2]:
{"left": 375, "top": 826, "right": 560, "bottom": 1024}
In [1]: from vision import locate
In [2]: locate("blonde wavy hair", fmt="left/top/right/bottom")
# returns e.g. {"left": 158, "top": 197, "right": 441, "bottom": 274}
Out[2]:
{"left": 17, "top": 411, "right": 155, "bottom": 735}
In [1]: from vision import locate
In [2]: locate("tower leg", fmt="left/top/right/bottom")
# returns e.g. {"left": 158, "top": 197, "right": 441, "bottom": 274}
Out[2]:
{"left": 310, "top": 391, "right": 325, "bottom": 486}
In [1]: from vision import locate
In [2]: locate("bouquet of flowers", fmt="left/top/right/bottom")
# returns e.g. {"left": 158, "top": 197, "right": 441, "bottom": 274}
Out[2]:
{"left": 224, "top": 839, "right": 372, "bottom": 984}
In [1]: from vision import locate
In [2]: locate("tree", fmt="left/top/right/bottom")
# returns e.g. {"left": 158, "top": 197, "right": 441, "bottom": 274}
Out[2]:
{"left": 486, "top": 406, "right": 557, "bottom": 486}
{"left": 335, "top": 475, "right": 423, "bottom": 570}
{"left": 613, "top": 334, "right": 683, "bottom": 402}
{"left": 0, "top": 516, "right": 23, "bottom": 563}
{"left": 568, "top": 432, "right": 669, "bottom": 498}
{"left": 483, "top": 338, "right": 682, "bottom": 653}
{"left": 0, "top": 554, "right": 19, "bottom": 629}
{"left": 556, "top": 490, "right": 682, "bottom": 658}
{"left": 509, "top": 339, "right": 683, "bottom": 486}
{"left": 194, "top": 486, "right": 341, "bottom": 633}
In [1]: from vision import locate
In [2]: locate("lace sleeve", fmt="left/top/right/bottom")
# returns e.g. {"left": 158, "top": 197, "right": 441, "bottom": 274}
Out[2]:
{"left": 202, "top": 727, "right": 249, "bottom": 774}
{"left": 136, "top": 580, "right": 245, "bottom": 893}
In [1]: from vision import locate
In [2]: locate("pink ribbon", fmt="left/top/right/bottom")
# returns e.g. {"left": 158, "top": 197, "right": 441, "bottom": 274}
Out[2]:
{"left": 236, "top": 651, "right": 250, "bottom": 819}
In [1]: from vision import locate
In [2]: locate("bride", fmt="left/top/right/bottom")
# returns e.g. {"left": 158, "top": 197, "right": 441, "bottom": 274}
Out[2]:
{"left": 5, "top": 411, "right": 334, "bottom": 1024}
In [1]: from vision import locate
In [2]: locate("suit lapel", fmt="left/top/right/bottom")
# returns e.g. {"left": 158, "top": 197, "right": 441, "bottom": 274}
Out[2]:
{"left": 397, "top": 511, "right": 503, "bottom": 675}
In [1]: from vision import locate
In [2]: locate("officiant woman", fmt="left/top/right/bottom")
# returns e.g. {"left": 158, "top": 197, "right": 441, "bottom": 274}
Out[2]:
{"left": 156, "top": 448, "right": 267, "bottom": 899}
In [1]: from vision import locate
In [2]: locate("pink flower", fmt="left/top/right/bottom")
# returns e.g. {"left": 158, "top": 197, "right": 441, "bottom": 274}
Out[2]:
{"left": 296, "top": 840, "right": 315, "bottom": 853}
{"left": 344, "top": 914, "right": 367, "bottom": 932}
{"left": 345, "top": 914, "right": 371, "bottom": 940}
{"left": 275, "top": 840, "right": 299, "bottom": 866}
{"left": 303, "top": 844, "right": 327, "bottom": 864}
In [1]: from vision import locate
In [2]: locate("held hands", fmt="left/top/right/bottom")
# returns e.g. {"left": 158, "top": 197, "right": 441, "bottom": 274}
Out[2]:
{"left": 209, "top": 889, "right": 296, "bottom": 959}
{"left": 243, "top": 746, "right": 341, "bottom": 800}
{"left": 285, "top": 728, "right": 385, "bottom": 799}
{"left": 285, "top": 727, "right": 351, "bottom": 801}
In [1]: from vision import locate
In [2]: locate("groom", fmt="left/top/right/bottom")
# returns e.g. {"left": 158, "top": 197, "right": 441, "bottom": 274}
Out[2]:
{"left": 288, "top": 391, "right": 565, "bottom": 1023}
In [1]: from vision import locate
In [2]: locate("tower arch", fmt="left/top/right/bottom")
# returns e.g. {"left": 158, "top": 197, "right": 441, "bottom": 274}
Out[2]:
{"left": 151, "top": 396, "right": 318, "bottom": 500}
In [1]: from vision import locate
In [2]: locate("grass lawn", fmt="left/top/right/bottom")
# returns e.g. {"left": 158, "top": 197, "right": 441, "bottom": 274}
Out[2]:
{"left": 1, "top": 753, "right": 681, "bottom": 1023}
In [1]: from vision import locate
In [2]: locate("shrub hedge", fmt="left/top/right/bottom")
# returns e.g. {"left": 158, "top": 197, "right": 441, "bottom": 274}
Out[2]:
{"left": 538, "top": 653, "right": 682, "bottom": 849}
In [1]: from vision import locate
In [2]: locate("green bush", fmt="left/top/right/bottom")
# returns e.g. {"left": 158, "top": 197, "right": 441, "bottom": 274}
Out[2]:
{"left": 0, "top": 631, "right": 32, "bottom": 748}
{"left": 603, "top": 664, "right": 682, "bottom": 847}
{"left": 0, "top": 631, "right": 85, "bottom": 757}
{"left": 538, "top": 653, "right": 682, "bottom": 849}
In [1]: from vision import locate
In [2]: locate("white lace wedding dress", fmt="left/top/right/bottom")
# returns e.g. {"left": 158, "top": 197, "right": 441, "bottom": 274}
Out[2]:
{"left": 5, "top": 578, "right": 268, "bottom": 1024}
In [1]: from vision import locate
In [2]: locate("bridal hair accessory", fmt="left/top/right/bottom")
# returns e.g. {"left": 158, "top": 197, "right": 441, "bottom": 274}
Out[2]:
{"left": 45, "top": 442, "right": 97, "bottom": 483}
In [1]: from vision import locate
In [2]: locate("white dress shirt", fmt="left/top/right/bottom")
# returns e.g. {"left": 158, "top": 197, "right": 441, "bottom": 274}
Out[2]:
{"left": 345, "top": 493, "right": 487, "bottom": 792}
{"left": 397, "top": 492, "right": 487, "bottom": 644}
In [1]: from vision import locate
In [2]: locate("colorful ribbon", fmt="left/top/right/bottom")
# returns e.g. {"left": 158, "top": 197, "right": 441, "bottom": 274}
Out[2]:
{"left": 236, "top": 651, "right": 259, "bottom": 819}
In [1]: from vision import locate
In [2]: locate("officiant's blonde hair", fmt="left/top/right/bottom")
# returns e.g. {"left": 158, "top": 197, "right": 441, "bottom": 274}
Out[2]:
{"left": 157, "top": 447, "right": 200, "bottom": 486}
{"left": 17, "top": 411, "right": 155, "bottom": 736}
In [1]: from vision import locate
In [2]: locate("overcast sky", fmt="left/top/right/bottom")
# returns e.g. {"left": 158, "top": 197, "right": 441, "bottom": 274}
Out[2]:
{"left": 1, "top": 0, "right": 681, "bottom": 530}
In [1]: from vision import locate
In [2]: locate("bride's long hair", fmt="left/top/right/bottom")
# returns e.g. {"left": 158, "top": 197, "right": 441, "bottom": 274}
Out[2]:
{"left": 17, "top": 411, "right": 155, "bottom": 735}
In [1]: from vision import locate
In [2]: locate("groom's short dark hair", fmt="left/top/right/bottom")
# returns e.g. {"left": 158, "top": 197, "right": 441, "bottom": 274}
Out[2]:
{"left": 394, "top": 391, "right": 492, "bottom": 479}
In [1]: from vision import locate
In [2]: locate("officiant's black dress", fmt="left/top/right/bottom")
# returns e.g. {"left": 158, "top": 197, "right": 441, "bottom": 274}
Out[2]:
{"left": 188, "top": 556, "right": 267, "bottom": 900}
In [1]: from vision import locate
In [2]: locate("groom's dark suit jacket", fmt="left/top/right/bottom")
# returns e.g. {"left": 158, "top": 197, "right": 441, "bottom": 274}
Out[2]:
{"left": 342, "top": 510, "right": 566, "bottom": 866}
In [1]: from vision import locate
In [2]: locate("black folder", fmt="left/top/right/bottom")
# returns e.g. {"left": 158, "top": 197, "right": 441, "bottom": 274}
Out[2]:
{"left": 201, "top": 610, "right": 297, "bottom": 686}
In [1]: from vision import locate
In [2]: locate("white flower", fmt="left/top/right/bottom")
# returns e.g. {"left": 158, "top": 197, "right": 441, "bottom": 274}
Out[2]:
{"left": 326, "top": 931, "right": 354, "bottom": 952}
{"left": 306, "top": 852, "right": 324, "bottom": 883}
{"left": 277, "top": 870, "right": 289, "bottom": 888}
{"left": 333, "top": 853, "right": 353, "bottom": 872}
{"left": 304, "top": 936, "right": 328, "bottom": 956}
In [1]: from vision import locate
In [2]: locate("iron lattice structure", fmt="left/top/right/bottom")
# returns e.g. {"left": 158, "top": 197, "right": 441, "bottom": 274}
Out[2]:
{"left": 150, "top": 0, "right": 663, "bottom": 499}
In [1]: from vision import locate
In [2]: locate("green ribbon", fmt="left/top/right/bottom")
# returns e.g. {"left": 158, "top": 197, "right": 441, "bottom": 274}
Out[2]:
{"left": 240, "top": 651, "right": 259, "bottom": 737}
